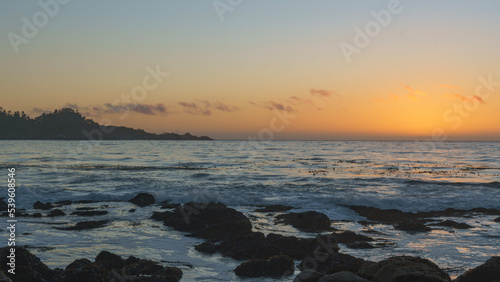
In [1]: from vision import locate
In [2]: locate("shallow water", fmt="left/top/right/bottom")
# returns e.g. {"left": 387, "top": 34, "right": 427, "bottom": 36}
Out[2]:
{"left": 1, "top": 140, "right": 499, "bottom": 280}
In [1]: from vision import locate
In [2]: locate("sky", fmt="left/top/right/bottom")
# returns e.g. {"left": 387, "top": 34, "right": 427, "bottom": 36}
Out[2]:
{"left": 1, "top": 0, "right": 500, "bottom": 140}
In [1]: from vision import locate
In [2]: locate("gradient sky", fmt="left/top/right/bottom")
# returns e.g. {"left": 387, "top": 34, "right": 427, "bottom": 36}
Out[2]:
{"left": 1, "top": 0, "right": 500, "bottom": 140}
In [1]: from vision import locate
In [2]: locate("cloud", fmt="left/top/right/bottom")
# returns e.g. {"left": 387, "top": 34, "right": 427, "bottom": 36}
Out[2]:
{"left": 105, "top": 103, "right": 171, "bottom": 115}
{"left": 437, "top": 84, "right": 460, "bottom": 89}
{"left": 310, "top": 89, "right": 337, "bottom": 97}
{"left": 403, "top": 85, "right": 426, "bottom": 100}
{"left": 445, "top": 94, "right": 486, "bottom": 104}
{"left": 178, "top": 100, "right": 239, "bottom": 116}
{"left": 31, "top": 107, "right": 49, "bottom": 115}
{"left": 249, "top": 101, "right": 295, "bottom": 113}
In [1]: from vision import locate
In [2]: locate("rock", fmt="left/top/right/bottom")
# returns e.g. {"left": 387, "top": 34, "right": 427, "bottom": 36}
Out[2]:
{"left": 54, "top": 259, "right": 107, "bottom": 282}
{"left": 454, "top": 256, "right": 500, "bottom": 282}
{"left": 33, "top": 201, "right": 53, "bottom": 210}
{"left": 394, "top": 220, "right": 432, "bottom": 232}
{"left": 345, "top": 242, "right": 374, "bottom": 249}
{"left": 332, "top": 231, "right": 374, "bottom": 244}
{"left": 129, "top": 193, "right": 155, "bottom": 207}
{"left": 31, "top": 213, "right": 43, "bottom": 218}
{"left": 48, "top": 209, "right": 66, "bottom": 217}
{"left": 0, "top": 270, "right": 13, "bottom": 282}
{"left": 195, "top": 231, "right": 313, "bottom": 260}
{"left": 152, "top": 202, "right": 252, "bottom": 241}
{"left": 294, "top": 269, "right": 325, "bottom": 282}
{"left": 0, "top": 247, "right": 61, "bottom": 282}
{"left": 0, "top": 200, "right": 7, "bottom": 211}
{"left": 161, "top": 202, "right": 180, "bottom": 209}
{"left": 493, "top": 217, "right": 500, "bottom": 222}
{"left": 55, "top": 200, "right": 73, "bottom": 206}
{"left": 254, "top": 204, "right": 295, "bottom": 212}
{"left": 428, "top": 220, "right": 472, "bottom": 229}
{"left": 128, "top": 209, "right": 136, "bottom": 213}
{"left": 358, "top": 256, "right": 451, "bottom": 282}
{"left": 234, "top": 255, "right": 294, "bottom": 278}
{"left": 95, "top": 251, "right": 125, "bottom": 270}
{"left": 318, "top": 271, "right": 370, "bottom": 282}
{"left": 71, "top": 210, "right": 108, "bottom": 216}
{"left": 55, "top": 220, "right": 109, "bottom": 231}
{"left": 277, "top": 211, "right": 332, "bottom": 232}
{"left": 299, "top": 253, "right": 366, "bottom": 275}
{"left": 55, "top": 252, "right": 183, "bottom": 282}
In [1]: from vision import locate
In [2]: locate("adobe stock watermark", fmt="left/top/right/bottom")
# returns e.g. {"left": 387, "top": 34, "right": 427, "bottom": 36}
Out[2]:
{"left": 410, "top": 74, "right": 498, "bottom": 157}
{"left": 7, "top": 0, "right": 71, "bottom": 54}
{"left": 213, "top": 0, "right": 242, "bottom": 21}
{"left": 340, "top": 0, "right": 405, "bottom": 63}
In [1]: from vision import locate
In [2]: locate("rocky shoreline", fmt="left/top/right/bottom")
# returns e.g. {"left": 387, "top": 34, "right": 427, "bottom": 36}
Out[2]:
{"left": 1, "top": 193, "right": 500, "bottom": 281}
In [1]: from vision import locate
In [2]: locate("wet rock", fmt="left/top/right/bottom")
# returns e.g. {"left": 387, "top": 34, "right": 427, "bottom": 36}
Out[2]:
{"left": 33, "top": 201, "right": 53, "bottom": 210}
{"left": 195, "top": 231, "right": 313, "bottom": 260}
{"left": 0, "top": 247, "right": 61, "bottom": 282}
{"left": 358, "top": 256, "right": 451, "bottom": 282}
{"left": 493, "top": 217, "right": 500, "bottom": 222}
{"left": 394, "top": 220, "right": 432, "bottom": 232}
{"left": 54, "top": 258, "right": 107, "bottom": 282}
{"left": 277, "top": 211, "right": 332, "bottom": 232}
{"left": 428, "top": 220, "right": 472, "bottom": 229}
{"left": 152, "top": 202, "right": 252, "bottom": 241}
{"left": 254, "top": 204, "right": 295, "bottom": 212}
{"left": 55, "top": 252, "right": 183, "bottom": 282}
{"left": 95, "top": 251, "right": 125, "bottom": 270}
{"left": 129, "top": 193, "right": 155, "bottom": 207}
{"left": 293, "top": 269, "right": 325, "bottom": 282}
{"left": 454, "top": 256, "right": 500, "bottom": 282}
{"left": 332, "top": 231, "right": 374, "bottom": 244}
{"left": 160, "top": 202, "right": 180, "bottom": 209}
{"left": 71, "top": 210, "right": 108, "bottom": 216}
{"left": 299, "top": 253, "right": 366, "bottom": 275}
{"left": 0, "top": 270, "right": 12, "bottom": 282}
{"left": 0, "top": 200, "right": 7, "bottom": 211}
{"left": 318, "top": 271, "right": 370, "bottom": 282}
{"left": 48, "top": 209, "right": 66, "bottom": 217}
{"left": 31, "top": 213, "right": 43, "bottom": 218}
{"left": 128, "top": 209, "right": 136, "bottom": 213}
{"left": 55, "top": 200, "right": 73, "bottom": 207}
{"left": 55, "top": 220, "right": 109, "bottom": 231}
{"left": 234, "top": 255, "right": 294, "bottom": 278}
{"left": 345, "top": 242, "right": 374, "bottom": 249}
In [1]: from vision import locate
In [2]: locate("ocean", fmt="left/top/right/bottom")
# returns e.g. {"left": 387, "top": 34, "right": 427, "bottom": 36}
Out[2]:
{"left": 1, "top": 140, "right": 500, "bottom": 280}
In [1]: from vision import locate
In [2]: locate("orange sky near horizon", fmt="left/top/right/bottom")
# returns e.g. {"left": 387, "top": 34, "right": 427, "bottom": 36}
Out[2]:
{"left": 1, "top": 1, "right": 499, "bottom": 140}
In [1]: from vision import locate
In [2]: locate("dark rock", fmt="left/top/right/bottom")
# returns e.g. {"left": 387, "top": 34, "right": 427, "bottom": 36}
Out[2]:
{"left": 454, "top": 256, "right": 500, "bottom": 282}
{"left": 55, "top": 220, "right": 109, "bottom": 231}
{"left": 129, "top": 193, "right": 155, "bottom": 207}
{"left": 332, "top": 231, "right": 374, "bottom": 244}
{"left": 0, "top": 200, "right": 7, "bottom": 211}
{"left": 394, "top": 220, "right": 432, "bottom": 232}
{"left": 195, "top": 231, "right": 313, "bottom": 260}
{"left": 33, "top": 201, "right": 53, "bottom": 210}
{"left": 349, "top": 205, "right": 500, "bottom": 224}
{"left": 0, "top": 247, "right": 61, "bottom": 282}
{"left": 152, "top": 202, "right": 252, "bottom": 241}
{"left": 48, "top": 209, "right": 66, "bottom": 217}
{"left": 71, "top": 210, "right": 108, "bottom": 216}
{"left": 428, "top": 220, "right": 472, "bottom": 229}
{"left": 128, "top": 209, "right": 136, "bottom": 213}
{"left": 293, "top": 269, "right": 325, "bottom": 282}
{"left": 55, "top": 200, "right": 73, "bottom": 206}
{"left": 299, "top": 253, "right": 366, "bottom": 275}
{"left": 493, "top": 217, "right": 500, "bottom": 222}
{"left": 234, "top": 255, "right": 294, "bottom": 278}
{"left": 95, "top": 251, "right": 125, "bottom": 270}
{"left": 254, "top": 205, "right": 295, "bottom": 212}
{"left": 345, "top": 242, "right": 374, "bottom": 249}
{"left": 54, "top": 259, "right": 107, "bottom": 282}
{"left": 31, "top": 213, "right": 43, "bottom": 218}
{"left": 277, "top": 211, "right": 332, "bottom": 232}
{"left": 318, "top": 271, "right": 370, "bottom": 282}
{"left": 0, "top": 271, "right": 12, "bottom": 282}
{"left": 358, "top": 256, "right": 451, "bottom": 282}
